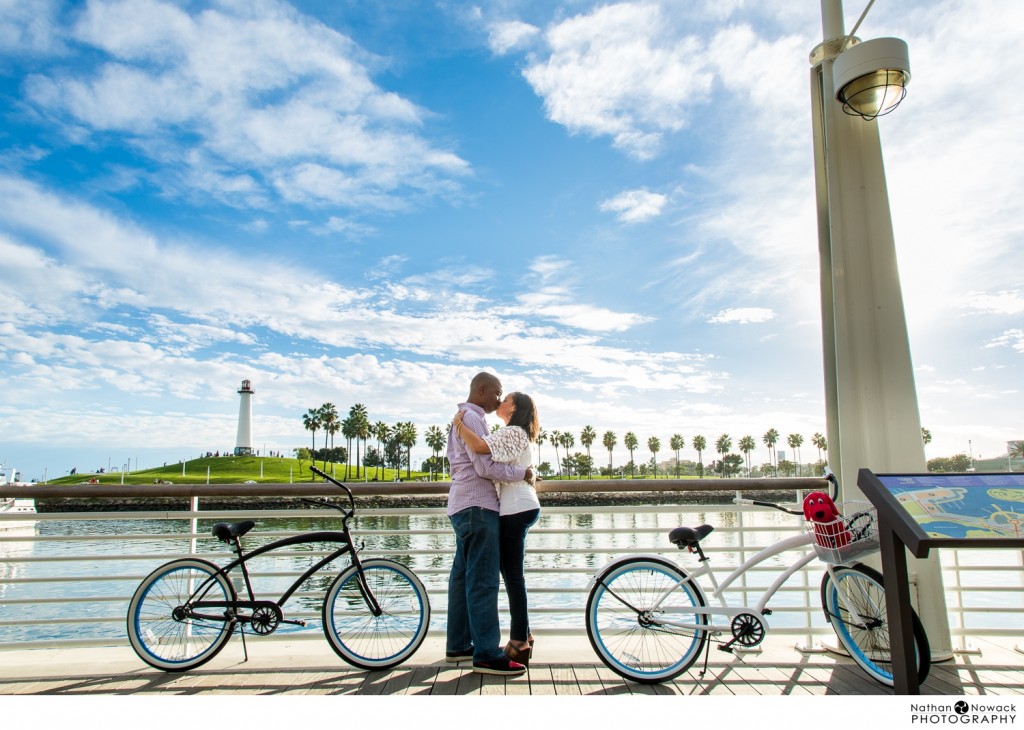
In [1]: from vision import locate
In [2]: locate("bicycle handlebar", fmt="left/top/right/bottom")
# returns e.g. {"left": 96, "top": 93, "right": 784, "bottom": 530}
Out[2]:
{"left": 307, "top": 466, "right": 356, "bottom": 517}
{"left": 732, "top": 469, "right": 840, "bottom": 515}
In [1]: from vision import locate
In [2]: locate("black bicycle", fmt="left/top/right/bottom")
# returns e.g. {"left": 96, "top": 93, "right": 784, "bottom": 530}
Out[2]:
{"left": 126, "top": 466, "right": 430, "bottom": 671}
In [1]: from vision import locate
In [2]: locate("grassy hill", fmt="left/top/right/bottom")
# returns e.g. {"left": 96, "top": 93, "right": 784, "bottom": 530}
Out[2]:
{"left": 46, "top": 456, "right": 429, "bottom": 485}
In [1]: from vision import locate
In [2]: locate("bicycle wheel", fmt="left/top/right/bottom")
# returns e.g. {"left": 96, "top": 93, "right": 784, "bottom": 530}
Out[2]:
{"left": 820, "top": 563, "right": 930, "bottom": 686}
{"left": 322, "top": 558, "right": 430, "bottom": 670}
{"left": 585, "top": 557, "right": 707, "bottom": 684}
{"left": 127, "top": 558, "right": 236, "bottom": 671}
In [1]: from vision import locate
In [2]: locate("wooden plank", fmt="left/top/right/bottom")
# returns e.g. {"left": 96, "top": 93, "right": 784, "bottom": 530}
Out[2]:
{"left": 528, "top": 666, "right": 557, "bottom": 695}
{"left": 428, "top": 665, "right": 466, "bottom": 695}
{"left": 549, "top": 665, "right": 580, "bottom": 695}
{"left": 590, "top": 663, "right": 634, "bottom": 695}
{"left": 398, "top": 665, "right": 440, "bottom": 696}
{"left": 571, "top": 665, "right": 608, "bottom": 695}
{"left": 480, "top": 673, "right": 506, "bottom": 696}
{"left": 306, "top": 669, "right": 369, "bottom": 695}
{"left": 505, "top": 668, "right": 532, "bottom": 695}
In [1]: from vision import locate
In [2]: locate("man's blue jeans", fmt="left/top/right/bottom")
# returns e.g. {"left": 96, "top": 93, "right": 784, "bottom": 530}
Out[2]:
{"left": 447, "top": 506, "right": 502, "bottom": 663}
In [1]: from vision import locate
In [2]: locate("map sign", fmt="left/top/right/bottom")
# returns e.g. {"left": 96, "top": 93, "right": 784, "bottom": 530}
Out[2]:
{"left": 876, "top": 473, "right": 1024, "bottom": 540}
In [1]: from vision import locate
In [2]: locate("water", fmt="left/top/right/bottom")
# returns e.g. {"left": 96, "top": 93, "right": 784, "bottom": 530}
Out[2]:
{"left": 2, "top": 507, "right": 1021, "bottom": 645}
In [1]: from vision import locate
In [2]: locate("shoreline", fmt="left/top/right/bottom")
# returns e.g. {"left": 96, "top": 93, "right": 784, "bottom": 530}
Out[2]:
{"left": 33, "top": 489, "right": 801, "bottom": 513}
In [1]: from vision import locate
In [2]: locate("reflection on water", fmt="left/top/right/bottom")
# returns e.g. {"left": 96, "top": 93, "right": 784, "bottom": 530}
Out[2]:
{"left": 1, "top": 507, "right": 1021, "bottom": 644}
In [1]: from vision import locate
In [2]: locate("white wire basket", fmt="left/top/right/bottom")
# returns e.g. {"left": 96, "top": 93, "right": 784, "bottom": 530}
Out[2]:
{"left": 804, "top": 500, "right": 879, "bottom": 564}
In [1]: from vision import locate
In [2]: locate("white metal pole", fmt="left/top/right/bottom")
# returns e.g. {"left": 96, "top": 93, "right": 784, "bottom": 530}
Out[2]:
{"left": 812, "top": 0, "right": 952, "bottom": 658}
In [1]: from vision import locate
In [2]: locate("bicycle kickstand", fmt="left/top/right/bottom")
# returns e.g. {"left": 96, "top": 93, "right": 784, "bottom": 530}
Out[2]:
{"left": 698, "top": 635, "right": 712, "bottom": 677}
{"left": 237, "top": 620, "right": 249, "bottom": 662}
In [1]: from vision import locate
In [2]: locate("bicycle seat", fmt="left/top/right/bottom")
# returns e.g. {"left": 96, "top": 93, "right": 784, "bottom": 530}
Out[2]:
{"left": 212, "top": 520, "right": 256, "bottom": 543}
{"left": 668, "top": 524, "right": 714, "bottom": 548}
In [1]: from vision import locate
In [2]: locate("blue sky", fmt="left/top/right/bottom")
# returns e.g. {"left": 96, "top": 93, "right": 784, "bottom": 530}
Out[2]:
{"left": 1, "top": 0, "right": 1021, "bottom": 481}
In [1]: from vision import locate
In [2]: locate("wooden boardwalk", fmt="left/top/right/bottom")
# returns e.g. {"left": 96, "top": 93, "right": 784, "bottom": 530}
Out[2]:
{"left": 1, "top": 634, "right": 1022, "bottom": 696}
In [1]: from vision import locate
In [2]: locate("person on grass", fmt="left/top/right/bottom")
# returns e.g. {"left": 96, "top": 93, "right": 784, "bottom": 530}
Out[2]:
{"left": 453, "top": 391, "right": 540, "bottom": 665}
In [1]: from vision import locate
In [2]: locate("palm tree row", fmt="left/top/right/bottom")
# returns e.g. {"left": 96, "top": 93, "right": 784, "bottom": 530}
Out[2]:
{"left": 535, "top": 424, "right": 829, "bottom": 479}
{"left": 302, "top": 403, "right": 420, "bottom": 479}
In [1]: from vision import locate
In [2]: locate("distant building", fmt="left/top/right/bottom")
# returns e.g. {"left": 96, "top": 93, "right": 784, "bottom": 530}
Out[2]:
{"left": 234, "top": 380, "right": 255, "bottom": 456}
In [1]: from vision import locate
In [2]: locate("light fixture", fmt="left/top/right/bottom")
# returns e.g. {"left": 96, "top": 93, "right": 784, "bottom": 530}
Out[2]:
{"left": 833, "top": 37, "right": 910, "bottom": 119}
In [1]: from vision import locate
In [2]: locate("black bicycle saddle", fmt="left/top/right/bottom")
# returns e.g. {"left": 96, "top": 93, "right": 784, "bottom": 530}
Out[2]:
{"left": 212, "top": 520, "right": 256, "bottom": 543}
{"left": 668, "top": 524, "right": 714, "bottom": 548}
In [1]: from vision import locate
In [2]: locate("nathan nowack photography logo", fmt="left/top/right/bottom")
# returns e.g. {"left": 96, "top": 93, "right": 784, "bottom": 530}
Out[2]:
{"left": 911, "top": 702, "right": 1017, "bottom": 725}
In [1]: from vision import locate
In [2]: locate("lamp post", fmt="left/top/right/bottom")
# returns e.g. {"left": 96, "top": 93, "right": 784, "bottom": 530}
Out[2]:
{"left": 809, "top": 0, "right": 952, "bottom": 658}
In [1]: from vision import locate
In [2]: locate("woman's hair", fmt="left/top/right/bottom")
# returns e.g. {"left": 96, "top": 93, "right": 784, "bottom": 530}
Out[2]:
{"left": 506, "top": 392, "right": 539, "bottom": 442}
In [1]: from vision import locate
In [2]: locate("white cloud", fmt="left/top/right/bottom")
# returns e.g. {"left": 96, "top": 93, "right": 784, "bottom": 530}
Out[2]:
{"left": 22, "top": 0, "right": 469, "bottom": 212}
{"left": 488, "top": 20, "right": 539, "bottom": 55}
{"left": 600, "top": 189, "right": 667, "bottom": 222}
{"left": 707, "top": 308, "right": 775, "bottom": 325}
{"left": 521, "top": 3, "right": 713, "bottom": 159}
{"left": 960, "top": 290, "right": 1024, "bottom": 316}
{"left": 986, "top": 330, "right": 1024, "bottom": 353}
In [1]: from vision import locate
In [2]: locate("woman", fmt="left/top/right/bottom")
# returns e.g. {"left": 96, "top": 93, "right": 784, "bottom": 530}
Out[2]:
{"left": 453, "top": 392, "right": 540, "bottom": 664}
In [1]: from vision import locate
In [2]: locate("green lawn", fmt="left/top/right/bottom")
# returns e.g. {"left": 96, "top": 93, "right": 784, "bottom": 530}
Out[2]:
{"left": 47, "top": 456, "right": 429, "bottom": 485}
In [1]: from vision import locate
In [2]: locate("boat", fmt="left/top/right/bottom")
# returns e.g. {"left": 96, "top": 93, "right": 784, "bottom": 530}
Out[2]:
{"left": 0, "top": 464, "right": 37, "bottom": 531}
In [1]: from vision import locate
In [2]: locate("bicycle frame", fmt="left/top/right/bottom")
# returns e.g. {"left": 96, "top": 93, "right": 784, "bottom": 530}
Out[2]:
{"left": 591, "top": 531, "right": 868, "bottom": 638}
{"left": 186, "top": 531, "right": 362, "bottom": 622}
{"left": 184, "top": 469, "right": 385, "bottom": 624}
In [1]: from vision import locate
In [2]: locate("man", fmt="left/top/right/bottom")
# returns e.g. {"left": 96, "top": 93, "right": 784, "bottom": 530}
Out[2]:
{"left": 445, "top": 372, "right": 533, "bottom": 675}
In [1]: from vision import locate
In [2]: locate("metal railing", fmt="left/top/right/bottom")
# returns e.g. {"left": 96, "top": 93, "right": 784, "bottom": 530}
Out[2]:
{"left": 1, "top": 478, "right": 1021, "bottom": 655}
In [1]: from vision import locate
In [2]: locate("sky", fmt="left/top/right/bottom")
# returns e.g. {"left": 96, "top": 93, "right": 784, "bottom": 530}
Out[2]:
{"left": 0, "top": 0, "right": 1021, "bottom": 481}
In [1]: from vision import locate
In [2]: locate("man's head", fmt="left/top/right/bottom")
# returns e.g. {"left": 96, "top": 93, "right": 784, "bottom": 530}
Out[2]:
{"left": 467, "top": 372, "right": 502, "bottom": 413}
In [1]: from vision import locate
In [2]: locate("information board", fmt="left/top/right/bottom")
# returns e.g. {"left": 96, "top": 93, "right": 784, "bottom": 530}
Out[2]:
{"left": 875, "top": 472, "right": 1024, "bottom": 540}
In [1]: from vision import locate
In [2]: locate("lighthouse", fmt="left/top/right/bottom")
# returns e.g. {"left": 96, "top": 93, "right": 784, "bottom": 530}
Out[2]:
{"left": 233, "top": 379, "right": 255, "bottom": 456}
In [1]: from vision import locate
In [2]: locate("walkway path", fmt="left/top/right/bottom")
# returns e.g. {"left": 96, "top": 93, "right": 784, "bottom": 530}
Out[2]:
{"left": 1, "top": 634, "right": 1021, "bottom": 696}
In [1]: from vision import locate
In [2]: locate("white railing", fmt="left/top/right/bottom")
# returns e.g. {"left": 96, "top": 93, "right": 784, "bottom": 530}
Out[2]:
{"left": 1, "top": 479, "right": 1021, "bottom": 655}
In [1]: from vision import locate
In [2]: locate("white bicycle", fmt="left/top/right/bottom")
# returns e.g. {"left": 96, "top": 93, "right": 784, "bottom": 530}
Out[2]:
{"left": 584, "top": 471, "right": 930, "bottom": 686}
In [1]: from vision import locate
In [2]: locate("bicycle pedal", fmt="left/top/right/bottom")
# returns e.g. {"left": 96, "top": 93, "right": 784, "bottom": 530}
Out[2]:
{"left": 717, "top": 645, "right": 734, "bottom": 654}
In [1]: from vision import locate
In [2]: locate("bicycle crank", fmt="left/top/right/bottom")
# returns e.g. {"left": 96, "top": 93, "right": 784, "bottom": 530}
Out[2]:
{"left": 719, "top": 613, "right": 767, "bottom": 652}
{"left": 248, "top": 604, "right": 283, "bottom": 635}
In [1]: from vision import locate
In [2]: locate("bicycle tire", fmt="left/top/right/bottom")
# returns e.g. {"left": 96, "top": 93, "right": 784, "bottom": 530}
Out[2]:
{"left": 127, "top": 558, "right": 236, "bottom": 671}
{"left": 322, "top": 558, "right": 430, "bottom": 670}
{"left": 585, "top": 557, "right": 708, "bottom": 684}
{"left": 820, "top": 563, "right": 931, "bottom": 686}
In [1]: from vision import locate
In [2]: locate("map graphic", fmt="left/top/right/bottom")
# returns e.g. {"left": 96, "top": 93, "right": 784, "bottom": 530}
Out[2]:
{"left": 877, "top": 474, "right": 1024, "bottom": 539}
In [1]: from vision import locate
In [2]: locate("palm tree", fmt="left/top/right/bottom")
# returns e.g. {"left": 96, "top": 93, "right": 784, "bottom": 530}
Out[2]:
{"left": 602, "top": 430, "right": 617, "bottom": 474}
{"left": 396, "top": 421, "right": 417, "bottom": 479}
{"left": 302, "top": 408, "right": 321, "bottom": 464}
{"left": 692, "top": 434, "right": 706, "bottom": 477}
{"left": 346, "top": 404, "right": 369, "bottom": 479}
{"left": 669, "top": 434, "right": 684, "bottom": 477}
{"left": 326, "top": 419, "right": 340, "bottom": 472}
{"left": 738, "top": 435, "right": 756, "bottom": 477}
{"left": 341, "top": 414, "right": 356, "bottom": 478}
{"left": 715, "top": 434, "right": 732, "bottom": 476}
{"left": 1010, "top": 440, "right": 1024, "bottom": 470}
{"left": 559, "top": 432, "right": 575, "bottom": 477}
{"left": 647, "top": 436, "right": 661, "bottom": 478}
{"left": 763, "top": 428, "right": 780, "bottom": 477}
{"left": 374, "top": 421, "right": 390, "bottom": 480}
{"left": 922, "top": 427, "right": 932, "bottom": 448}
{"left": 624, "top": 431, "right": 638, "bottom": 477}
{"left": 787, "top": 433, "right": 804, "bottom": 476}
{"left": 580, "top": 426, "right": 596, "bottom": 478}
{"left": 425, "top": 425, "right": 445, "bottom": 478}
{"left": 812, "top": 432, "right": 827, "bottom": 465}
{"left": 549, "top": 430, "right": 561, "bottom": 477}
{"left": 317, "top": 403, "right": 336, "bottom": 470}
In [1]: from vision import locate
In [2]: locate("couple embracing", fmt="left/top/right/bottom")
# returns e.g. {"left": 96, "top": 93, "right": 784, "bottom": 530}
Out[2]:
{"left": 445, "top": 372, "right": 541, "bottom": 676}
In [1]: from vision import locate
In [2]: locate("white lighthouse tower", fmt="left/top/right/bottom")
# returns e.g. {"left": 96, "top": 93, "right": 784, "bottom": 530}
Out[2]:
{"left": 233, "top": 379, "right": 255, "bottom": 456}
